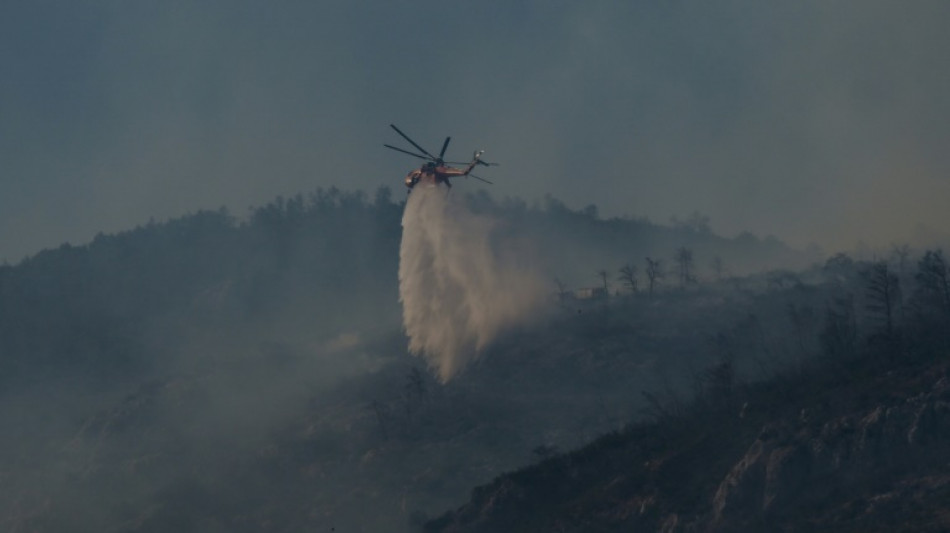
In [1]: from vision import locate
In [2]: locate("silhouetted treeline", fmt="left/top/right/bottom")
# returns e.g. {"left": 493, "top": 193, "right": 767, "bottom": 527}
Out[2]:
{"left": 0, "top": 187, "right": 812, "bottom": 388}
{"left": 465, "top": 193, "right": 813, "bottom": 287}
{"left": 0, "top": 188, "right": 402, "bottom": 385}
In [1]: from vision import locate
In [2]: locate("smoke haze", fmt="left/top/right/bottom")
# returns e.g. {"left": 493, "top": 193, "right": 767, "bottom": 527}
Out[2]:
{"left": 4, "top": 2, "right": 950, "bottom": 261}
{"left": 0, "top": 187, "right": 892, "bottom": 531}
{"left": 399, "top": 187, "right": 545, "bottom": 381}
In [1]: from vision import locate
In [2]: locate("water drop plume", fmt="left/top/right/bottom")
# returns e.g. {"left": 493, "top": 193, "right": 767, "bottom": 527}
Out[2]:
{"left": 398, "top": 187, "right": 545, "bottom": 381}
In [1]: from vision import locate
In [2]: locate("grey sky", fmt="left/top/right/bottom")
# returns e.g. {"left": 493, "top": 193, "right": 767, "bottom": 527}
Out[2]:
{"left": 3, "top": 1, "right": 950, "bottom": 262}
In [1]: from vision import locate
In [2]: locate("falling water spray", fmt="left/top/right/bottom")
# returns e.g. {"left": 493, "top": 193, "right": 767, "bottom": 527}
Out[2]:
{"left": 398, "top": 187, "right": 544, "bottom": 381}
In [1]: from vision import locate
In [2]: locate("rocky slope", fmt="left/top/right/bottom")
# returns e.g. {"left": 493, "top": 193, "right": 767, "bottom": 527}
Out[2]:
{"left": 427, "top": 350, "right": 950, "bottom": 532}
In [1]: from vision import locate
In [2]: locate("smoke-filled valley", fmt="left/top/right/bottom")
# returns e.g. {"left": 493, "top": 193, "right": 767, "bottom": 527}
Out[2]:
{"left": 2, "top": 187, "right": 950, "bottom": 531}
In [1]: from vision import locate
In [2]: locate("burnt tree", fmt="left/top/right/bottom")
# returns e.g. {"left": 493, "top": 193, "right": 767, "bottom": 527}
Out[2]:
{"left": 617, "top": 263, "right": 638, "bottom": 294}
{"left": 864, "top": 261, "right": 900, "bottom": 349}
{"left": 645, "top": 257, "right": 664, "bottom": 296}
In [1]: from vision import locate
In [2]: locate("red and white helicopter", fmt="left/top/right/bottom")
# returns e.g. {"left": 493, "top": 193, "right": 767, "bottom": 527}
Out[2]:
{"left": 384, "top": 124, "right": 497, "bottom": 191}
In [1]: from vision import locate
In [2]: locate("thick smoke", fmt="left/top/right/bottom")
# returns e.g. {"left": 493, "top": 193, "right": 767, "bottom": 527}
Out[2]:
{"left": 399, "top": 186, "right": 545, "bottom": 381}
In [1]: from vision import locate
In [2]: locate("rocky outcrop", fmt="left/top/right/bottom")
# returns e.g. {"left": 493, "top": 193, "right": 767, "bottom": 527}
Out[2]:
{"left": 712, "top": 377, "right": 950, "bottom": 529}
{"left": 428, "top": 370, "right": 950, "bottom": 533}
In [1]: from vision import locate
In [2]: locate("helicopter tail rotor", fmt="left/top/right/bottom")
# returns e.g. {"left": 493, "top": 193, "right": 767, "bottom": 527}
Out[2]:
{"left": 472, "top": 150, "right": 498, "bottom": 167}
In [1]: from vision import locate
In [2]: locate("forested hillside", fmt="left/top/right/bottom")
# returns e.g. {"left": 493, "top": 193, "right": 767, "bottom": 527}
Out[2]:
{"left": 0, "top": 188, "right": 842, "bottom": 532}
{"left": 0, "top": 188, "right": 808, "bottom": 387}
{"left": 0, "top": 188, "right": 402, "bottom": 385}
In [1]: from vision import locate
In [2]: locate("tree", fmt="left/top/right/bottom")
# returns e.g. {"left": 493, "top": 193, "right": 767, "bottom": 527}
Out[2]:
{"left": 864, "top": 261, "right": 900, "bottom": 345}
{"left": 617, "top": 263, "right": 638, "bottom": 294}
{"left": 645, "top": 257, "right": 664, "bottom": 296}
{"left": 597, "top": 269, "right": 610, "bottom": 297}
{"left": 909, "top": 250, "right": 950, "bottom": 351}
{"left": 823, "top": 253, "right": 856, "bottom": 284}
{"left": 890, "top": 244, "right": 911, "bottom": 279}
{"left": 819, "top": 294, "right": 857, "bottom": 359}
{"left": 404, "top": 366, "right": 428, "bottom": 405}
{"left": 373, "top": 186, "right": 393, "bottom": 207}
{"left": 674, "top": 247, "right": 696, "bottom": 288}
{"left": 913, "top": 249, "right": 950, "bottom": 321}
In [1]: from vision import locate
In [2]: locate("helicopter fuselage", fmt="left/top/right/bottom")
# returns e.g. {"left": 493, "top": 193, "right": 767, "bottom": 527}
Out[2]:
{"left": 405, "top": 165, "right": 469, "bottom": 190}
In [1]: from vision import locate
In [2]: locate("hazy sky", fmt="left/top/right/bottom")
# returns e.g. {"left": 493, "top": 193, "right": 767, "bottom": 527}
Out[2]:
{"left": 3, "top": 1, "right": 950, "bottom": 262}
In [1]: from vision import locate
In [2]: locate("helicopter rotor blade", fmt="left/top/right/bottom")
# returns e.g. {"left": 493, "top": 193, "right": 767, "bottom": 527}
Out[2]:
{"left": 443, "top": 159, "right": 498, "bottom": 166}
{"left": 444, "top": 160, "right": 499, "bottom": 166}
{"left": 384, "top": 144, "right": 433, "bottom": 160}
{"left": 468, "top": 173, "right": 494, "bottom": 185}
{"left": 439, "top": 136, "right": 451, "bottom": 160}
{"left": 390, "top": 124, "right": 437, "bottom": 160}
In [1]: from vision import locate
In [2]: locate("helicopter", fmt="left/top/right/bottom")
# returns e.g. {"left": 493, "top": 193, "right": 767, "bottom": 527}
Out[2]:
{"left": 384, "top": 124, "right": 498, "bottom": 191}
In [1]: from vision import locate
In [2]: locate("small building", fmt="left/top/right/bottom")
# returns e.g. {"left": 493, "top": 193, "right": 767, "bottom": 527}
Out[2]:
{"left": 572, "top": 287, "right": 608, "bottom": 300}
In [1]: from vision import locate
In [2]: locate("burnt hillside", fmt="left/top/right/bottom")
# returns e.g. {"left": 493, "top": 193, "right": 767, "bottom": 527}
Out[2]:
{"left": 0, "top": 187, "right": 875, "bottom": 532}
{"left": 428, "top": 252, "right": 950, "bottom": 533}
